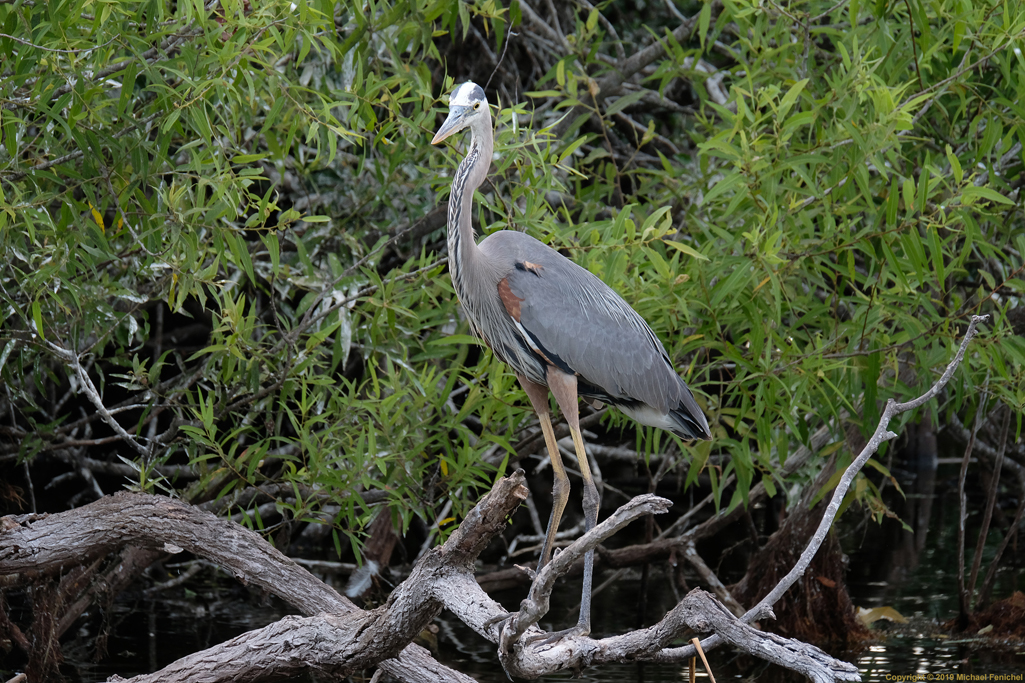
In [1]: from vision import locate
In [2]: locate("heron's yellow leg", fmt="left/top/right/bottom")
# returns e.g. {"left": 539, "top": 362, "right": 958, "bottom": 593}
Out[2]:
{"left": 517, "top": 374, "right": 571, "bottom": 570}
{"left": 536, "top": 411, "right": 570, "bottom": 569}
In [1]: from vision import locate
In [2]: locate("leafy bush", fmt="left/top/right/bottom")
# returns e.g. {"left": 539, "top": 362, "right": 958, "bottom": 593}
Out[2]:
{"left": 1, "top": 0, "right": 1022, "bottom": 553}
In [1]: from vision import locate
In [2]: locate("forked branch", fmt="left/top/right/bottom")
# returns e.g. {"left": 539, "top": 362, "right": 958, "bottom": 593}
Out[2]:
{"left": 499, "top": 494, "right": 672, "bottom": 647}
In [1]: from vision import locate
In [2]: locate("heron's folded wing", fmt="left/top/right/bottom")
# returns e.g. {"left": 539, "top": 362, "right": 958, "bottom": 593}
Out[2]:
{"left": 505, "top": 252, "right": 681, "bottom": 415}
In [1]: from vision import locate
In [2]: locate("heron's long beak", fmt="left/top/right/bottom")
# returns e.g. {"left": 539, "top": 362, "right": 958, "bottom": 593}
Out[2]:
{"left": 431, "top": 106, "right": 470, "bottom": 145}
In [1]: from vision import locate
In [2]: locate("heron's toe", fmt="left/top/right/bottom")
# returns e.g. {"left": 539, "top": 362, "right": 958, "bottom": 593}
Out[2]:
{"left": 483, "top": 611, "right": 514, "bottom": 631}
{"left": 524, "top": 623, "right": 591, "bottom": 646}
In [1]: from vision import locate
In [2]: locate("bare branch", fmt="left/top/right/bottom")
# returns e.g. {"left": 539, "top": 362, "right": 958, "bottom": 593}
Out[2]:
{"left": 656, "top": 315, "right": 988, "bottom": 663}
{"left": 0, "top": 32, "right": 118, "bottom": 53}
{"left": 747, "top": 316, "right": 985, "bottom": 622}
{"left": 1, "top": 473, "right": 529, "bottom": 683}
{"left": 498, "top": 494, "right": 671, "bottom": 648}
{"left": 46, "top": 341, "right": 149, "bottom": 457}
{"left": 661, "top": 591, "right": 860, "bottom": 683}
{"left": 553, "top": 2, "right": 723, "bottom": 137}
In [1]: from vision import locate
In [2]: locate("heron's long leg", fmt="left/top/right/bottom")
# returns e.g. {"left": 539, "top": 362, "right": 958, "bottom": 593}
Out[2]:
{"left": 516, "top": 373, "right": 569, "bottom": 570}
{"left": 547, "top": 368, "right": 600, "bottom": 636}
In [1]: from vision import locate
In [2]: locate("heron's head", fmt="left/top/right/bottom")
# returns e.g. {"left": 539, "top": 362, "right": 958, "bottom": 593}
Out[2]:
{"left": 431, "top": 82, "right": 489, "bottom": 145}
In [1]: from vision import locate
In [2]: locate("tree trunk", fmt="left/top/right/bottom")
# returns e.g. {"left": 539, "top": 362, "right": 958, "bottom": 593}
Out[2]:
{"left": 732, "top": 467, "right": 869, "bottom": 644}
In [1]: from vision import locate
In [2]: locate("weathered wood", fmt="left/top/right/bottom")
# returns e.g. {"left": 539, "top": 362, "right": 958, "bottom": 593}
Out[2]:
{"left": 2, "top": 471, "right": 530, "bottom": 683}
{"left": 0, "top": 466, "right": 872, "bottom": 682}
{"left": 499, "top": 495, "right": 673, "bottom": 648}
{"left": 664, "top": 590, "right": 860, "bottom": 683}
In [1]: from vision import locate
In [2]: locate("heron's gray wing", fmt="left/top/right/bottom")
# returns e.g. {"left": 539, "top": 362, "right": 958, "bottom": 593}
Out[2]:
{"left": 500, "top": 242, "right": 682, "bottom": 414}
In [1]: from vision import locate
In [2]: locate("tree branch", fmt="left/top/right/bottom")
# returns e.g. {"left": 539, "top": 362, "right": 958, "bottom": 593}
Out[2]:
{"left": 553, "top": 2, "right": 723, "bottom": 137}
{"left": 1, "top": 472, "right": 529, "bottom": 683}
{"left": 655, "top": 314, "right": 988, "bottom": 663}
{"left": 499, "top": 494, "right": 672, "bottom": 647}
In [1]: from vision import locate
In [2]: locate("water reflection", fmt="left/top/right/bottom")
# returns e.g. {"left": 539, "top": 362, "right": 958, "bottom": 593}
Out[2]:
{"left": 845, "top": 418, "right": 1025, "bottom": 680}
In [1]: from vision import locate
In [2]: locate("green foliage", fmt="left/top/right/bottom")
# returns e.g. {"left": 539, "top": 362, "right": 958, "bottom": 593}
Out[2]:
{"left": 1, "top": 0, "right": 1022, "bottom": 552}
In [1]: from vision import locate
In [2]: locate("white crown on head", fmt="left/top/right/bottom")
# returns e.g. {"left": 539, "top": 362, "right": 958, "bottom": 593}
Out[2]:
{"left": 450, "top": 82, "right": 486, "bottom": 107}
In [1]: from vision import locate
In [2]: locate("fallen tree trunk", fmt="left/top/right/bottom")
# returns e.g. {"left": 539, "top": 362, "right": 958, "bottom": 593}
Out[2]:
{"left": 2, "top": 475, "right": 520, "bottom": 683}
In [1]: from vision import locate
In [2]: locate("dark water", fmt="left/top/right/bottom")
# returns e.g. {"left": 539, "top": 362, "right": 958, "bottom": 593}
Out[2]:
{"left": 839, "top": 451, "right": 1025, "bottom": 683}
{"left": 10, "top": 454, "right": 1025, "bottom": 682}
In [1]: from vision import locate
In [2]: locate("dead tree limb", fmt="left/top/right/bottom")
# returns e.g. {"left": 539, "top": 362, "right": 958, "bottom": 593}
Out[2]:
{"left": 108, "top": 470, "right": 529, "bottom": 682}
{"left": 653, "top": 314, "right": 989, "bottom": 664}
{"left": 432, "top": 494, "right": 858, "bottom": 681}
{"left": 438, "top": 543, "right": 861, "bottom": 681}
{"left": 585, "top": 590, "right": 860, "bottom": 681}
{"left": 667, "top": 590, "right": 860, "bottom": 683}
{"left": 3, "top": 477, "right": 857, "bottom": 681}
{"left": 746, "top": 315, "right": 987, "bottom": 622}
{"left": 2, "top": 473, "right": 530, "bottom": 683}
{"left": 499, "top": 494, "right": 673, "bottom": 648}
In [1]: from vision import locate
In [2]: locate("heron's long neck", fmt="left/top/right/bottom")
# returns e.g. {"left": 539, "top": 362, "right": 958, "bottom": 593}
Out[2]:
{"left": 448, "top": 124, "right": 493, "bottom": 301}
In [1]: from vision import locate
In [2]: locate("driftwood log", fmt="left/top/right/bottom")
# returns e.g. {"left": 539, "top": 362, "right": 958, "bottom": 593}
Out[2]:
{"left": 1, "top": 474, "right": 858, "bottom": 682}
{"left": 0, "top": 316, "right": 985, "bottom": 682}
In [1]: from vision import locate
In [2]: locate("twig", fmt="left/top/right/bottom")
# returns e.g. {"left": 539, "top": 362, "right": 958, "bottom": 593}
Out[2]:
{"left": 902, "top": 0, "right": 924, "bottom": 92}
{"left": 683, "top": 542, "right": 744, "bottom": 616}
{"left": 575, "top": 0, "right": 625, "bottom": 61}
{"left": 141, "top": 560, "right": 207, "bottom": 595}
{"left": 978, "top": 453, "right": 1025, "bottom": 607}
{"left": 966, "top": 405, "right": 1009, "bottom": 608}
{"left": 552, "top": 2, "right": 722, "bottom": 138}
{"left": 484, "top": 5, "right": 516, "bottom": 90}
{"left": 810, "top": 0, "right": 851, "bottom": 22}
{"left": 958, "top": 381, "right": 988, "bottom": 620}
{"left": 276, "top": 246, "right": 448, "bottom": 357}
{"left": 542, "top": 0, "right": 566, "bottom": 45}
{"left": 1, "top": 112, "right": 160, "bottom": 183}
{"left": 1, "top": 27, "right": 203, "bottom": 113}
{"left": 22, "top": 460, "right": 36, "bottom": 513}
{"left": 47, "top": 341, "right": 149, "bottom": 456}
{"left": 898, "top": 27, "right": 1025, "bottom": 112}
{"left": 0, "top": 33, "right": 118, "bottom": 53}
{"left": 518, "top": 1, "right": 568, "bottom": 50}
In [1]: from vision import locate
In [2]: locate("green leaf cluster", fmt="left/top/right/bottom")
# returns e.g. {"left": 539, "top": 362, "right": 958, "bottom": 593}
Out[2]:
{"left": 1, "top": 0, "right": 1022, "bottom": 551}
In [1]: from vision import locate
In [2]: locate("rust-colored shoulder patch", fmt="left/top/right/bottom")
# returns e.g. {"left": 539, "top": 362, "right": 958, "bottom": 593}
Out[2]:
{"left": 498, "top": 277, "right": 524, "bottom": 321}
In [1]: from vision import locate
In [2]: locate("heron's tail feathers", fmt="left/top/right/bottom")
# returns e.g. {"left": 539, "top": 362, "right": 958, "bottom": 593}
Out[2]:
{"left": 669, "top": 383, "right": 712, "bottom": 441}
{"left": 668, "top": 406, "right": 712, "bottom": 441}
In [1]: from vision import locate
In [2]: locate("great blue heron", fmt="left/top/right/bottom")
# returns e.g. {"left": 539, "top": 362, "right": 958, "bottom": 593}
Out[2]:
{"left": 432, "top": 81, "right": 711, "bottom": 638}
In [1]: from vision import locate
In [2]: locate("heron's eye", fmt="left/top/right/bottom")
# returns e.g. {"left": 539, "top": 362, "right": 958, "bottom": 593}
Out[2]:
{"left": 473, "top": 102, "right": 481, "bottom": 110}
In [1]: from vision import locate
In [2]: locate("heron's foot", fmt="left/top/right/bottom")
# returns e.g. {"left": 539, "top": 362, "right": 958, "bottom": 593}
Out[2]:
{"left": 524, "top": 623, "right": 591, "bottom": 646}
